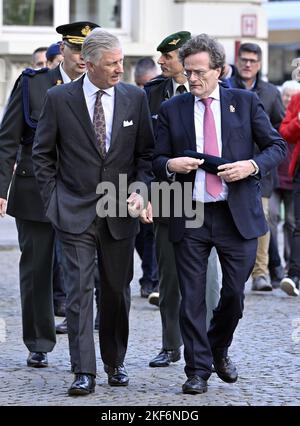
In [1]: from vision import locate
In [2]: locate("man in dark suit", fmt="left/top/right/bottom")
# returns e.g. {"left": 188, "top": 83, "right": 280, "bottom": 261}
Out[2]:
{"left": 153, "top": 33, "right": 286, "bottom": 394}
{"left": 32, "top": 28, "right": 154, "bottom": 396}
{"left": 0, "top": 21, "right": 98, "bottom": 368}
{"left": 145, "top": 31, "right": 221, "bottom": 369}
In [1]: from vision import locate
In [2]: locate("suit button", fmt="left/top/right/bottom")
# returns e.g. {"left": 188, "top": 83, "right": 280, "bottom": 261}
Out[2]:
{"left": 21, "top": 170, "right": 26, "bottom": 175}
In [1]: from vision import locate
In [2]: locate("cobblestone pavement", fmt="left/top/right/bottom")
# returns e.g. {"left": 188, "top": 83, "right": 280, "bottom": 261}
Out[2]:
{"left": 0, "top": 217, "right": 300, "bottom": 406}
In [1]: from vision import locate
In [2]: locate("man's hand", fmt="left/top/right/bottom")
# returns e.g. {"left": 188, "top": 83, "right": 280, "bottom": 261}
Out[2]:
{"left": 127, "top": 192, "right": 145, "bottom": 218}
{"left": 139, "top": 201, "right": 153, "bottom": 224}
{"left": 167, "top": 157, "right": 204, "bottom": 174}
{"left": 0, "top": 198, "right": 7, "bottom": 217}
{"left": 217, "top": 160, "right": 256, "bottom": 182}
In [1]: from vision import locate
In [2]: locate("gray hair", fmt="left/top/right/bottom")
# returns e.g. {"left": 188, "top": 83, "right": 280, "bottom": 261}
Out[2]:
{"left": 179, "top": 33, "right": 225, "bottom": 73}
{"left": 281, "top": 80, "right": 300, "bottom": 94}
{"left": 82, "top": 28, "right": 122, "bottom": 64}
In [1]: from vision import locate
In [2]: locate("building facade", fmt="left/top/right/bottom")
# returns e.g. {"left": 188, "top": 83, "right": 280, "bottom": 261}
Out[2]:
{"left": 0, "top": 0, "right": 268, "bottom": 112}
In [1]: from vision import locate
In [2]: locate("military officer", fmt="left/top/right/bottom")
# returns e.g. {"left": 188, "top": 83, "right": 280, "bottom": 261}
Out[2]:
{"left": 0, "top": 21, "right": 99, "bottom": 368}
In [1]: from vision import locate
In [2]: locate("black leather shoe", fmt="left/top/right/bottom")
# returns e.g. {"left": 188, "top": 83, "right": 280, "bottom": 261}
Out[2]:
{"left": 54, "top": 301, "right": 66, "bottom": 317}
{"left": 149, "top": 348, "right": 181, "bottom": 367}
{"left": 56, "top": 318, "right": 68, "bottom": 334}
{"left": 213, "top": 356, "right": 238, "bottom": 383}
{"left": 27, "top": 352, "right": 48, "bottom": 368}
{"left": 104, "top": 364, "right": 129, "bottom": 386}
{"left": 68, "top": 374, "right": 96, "bottom": 396}
{"left": 182, "top": 376, "right": 208, "bottom": 394}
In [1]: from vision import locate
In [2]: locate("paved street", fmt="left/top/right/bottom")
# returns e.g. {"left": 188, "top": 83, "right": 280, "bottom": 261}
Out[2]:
{"left": 0, "top": 215, "right": 300, "bottom": 406}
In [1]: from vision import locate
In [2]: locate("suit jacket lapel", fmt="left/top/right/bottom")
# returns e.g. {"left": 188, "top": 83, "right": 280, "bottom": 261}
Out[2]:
{"left": 110, "top": 83, "right": 131, "bottom": 150}
{"left": 48, "top": 66, "right": 63, "bottom": 87}
{"left": 66, "top": 76, "right": 99, "bottom": 149}
{"left": 180, "top": 93, "right": 196, "bottom": 150}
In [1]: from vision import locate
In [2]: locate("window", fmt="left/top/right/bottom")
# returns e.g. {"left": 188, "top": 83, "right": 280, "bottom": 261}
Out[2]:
{"left": 3, "top": 0, "right": 53, "bottom": 26}
{"left": 70, "top": 0, "right": 121, "bottom": 28}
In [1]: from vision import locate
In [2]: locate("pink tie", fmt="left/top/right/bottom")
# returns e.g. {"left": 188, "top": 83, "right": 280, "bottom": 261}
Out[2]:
{"left": 201, "top": 97, "right": 222, "bottom": 198}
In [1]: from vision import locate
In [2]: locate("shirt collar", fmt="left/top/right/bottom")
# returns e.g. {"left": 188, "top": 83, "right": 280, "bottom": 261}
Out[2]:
{"left": 59, "top": 62, "right": 83, "bottom": 84}
{"left": 195, "top": 84, "right": 220, "bottom": 104}
{"left": 172, "top": 78, "right": 189, "bottom": 94}
{"left": 84, "top": 73, "right": 114, "bottom": 97}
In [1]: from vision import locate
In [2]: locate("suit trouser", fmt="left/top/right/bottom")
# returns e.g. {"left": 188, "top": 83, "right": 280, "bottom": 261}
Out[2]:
{"left": 252, "top": 197, "right": 270, "bottom": 277}
{"left": 154, "top": 222, "right": 221, "bottom": 350}
{"left": 15, "top": 218, "right": 56, "bottom": 353}
{"left": 55, "top": 217, "right": 135, "bottom": 376}
{"left": 173, "top": 202, "right": 257, "bottom": 380}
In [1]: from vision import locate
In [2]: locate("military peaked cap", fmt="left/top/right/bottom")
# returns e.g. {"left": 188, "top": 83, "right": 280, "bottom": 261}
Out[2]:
{"left": 157, "top": 31, "right": 191, "bottom": 53}
{"left": 56, "top": 21, "right": 100, "bottom": 46}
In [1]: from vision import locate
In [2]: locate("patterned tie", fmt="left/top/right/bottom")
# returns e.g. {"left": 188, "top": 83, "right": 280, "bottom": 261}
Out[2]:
{"left": 176, "top": 85, "right": 186, "bottom": 95}
{"left": 93, "top": 90, "right": 106, "bottom": 159}
{"left": 201, "top": 97, "right": 222, "bottom": 198}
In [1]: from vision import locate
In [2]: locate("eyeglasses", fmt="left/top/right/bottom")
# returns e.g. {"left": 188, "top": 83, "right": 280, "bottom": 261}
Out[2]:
{"left": 239, "top": 57, "right": 260, "bottom": 65}
{"left": 183, "top": 69, "right": 212, "bottom": 79}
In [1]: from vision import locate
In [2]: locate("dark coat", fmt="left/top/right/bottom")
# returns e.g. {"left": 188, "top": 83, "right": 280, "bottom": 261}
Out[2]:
{"left": 0, "top": 66, "right": 63, "bottom": 221}
{"left": 32, "top": 77, "right": 154, "bottom": 238}
{"left": 153, "top": 86, "right": 287, "bottom": 242}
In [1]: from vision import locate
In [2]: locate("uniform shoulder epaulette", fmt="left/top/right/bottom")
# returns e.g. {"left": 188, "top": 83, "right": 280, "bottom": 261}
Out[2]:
{"left": 22, "top": 67, "right": 49, "bottom": 77}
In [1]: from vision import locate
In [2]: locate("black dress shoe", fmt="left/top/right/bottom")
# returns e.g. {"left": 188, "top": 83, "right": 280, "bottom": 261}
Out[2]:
{"left": 104, "top": 364, "right": 129, "bottom": 386}
{"left": 68, "top": 373, "right": 96, "bottom": 396}
{"left": 54, "top": 301, "right": 66, "bottom": 317}
{"left": 27, "top": 352, "right": 48, "bottom": 368}
{"left": 56, "top": 318, "right": 68, "bottom": 334}
{"left": 182, "top": 375, "right": 207, "bottom": 394}
{"left": 149, "top": 348, "right": 181, "bottom": 367}
{"left": 213, "top": 356, "right": 238, "bottom": 383}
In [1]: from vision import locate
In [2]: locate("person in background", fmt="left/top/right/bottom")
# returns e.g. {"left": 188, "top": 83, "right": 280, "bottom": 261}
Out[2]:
{"left": 279, "top": 88, "right": 300, "bottom": 297}
{"left": 144, "top": 31, "right": 221, "bottom": 369}
{"left": 32, "top": 47, "right": 48, "bottom": 69}
{"left": 133, "top": 56, "right": 159, "bottom": 298}
{"left": 134, "top": 57, "right": 158, "bottom": 88}
{"left": 46, "top": 42, "right": 63, "bottom": 69}
{"left": 268, "top": 80, "right": 300, "bottom": 286}
{"left": 230, "top": 42, "right": 285, "bottom": 292}
{"left": 0, "top": 21, "right": 99, "bottom": 368}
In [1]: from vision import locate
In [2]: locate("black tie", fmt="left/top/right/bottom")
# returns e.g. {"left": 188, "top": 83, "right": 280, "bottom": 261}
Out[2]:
{"left": 176, "top": 85, "right": 186, "bottom": 95}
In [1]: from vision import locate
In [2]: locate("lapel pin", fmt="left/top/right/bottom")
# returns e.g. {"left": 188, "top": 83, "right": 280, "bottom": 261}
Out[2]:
{"left": 229, "top": 105, "right": 235, "bottom": 112}
{"left": 56, "top": 79, "right": 63, "bottom": 85}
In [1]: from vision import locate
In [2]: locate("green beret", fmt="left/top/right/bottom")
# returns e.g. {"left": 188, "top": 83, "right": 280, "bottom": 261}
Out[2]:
{"left": 157, "top": 31, "right": 191, "bottom": 53}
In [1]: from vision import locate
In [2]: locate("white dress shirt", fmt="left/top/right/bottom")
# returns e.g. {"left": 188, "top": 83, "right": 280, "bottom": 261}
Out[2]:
{"left": 83, "top": 73, "right": 115, "bottom": 152}
{"left": 193, "top": 85, "right": 228, "bottom": 202}
{"left": 172, "top": 79, "right": 189, "bottom": 95}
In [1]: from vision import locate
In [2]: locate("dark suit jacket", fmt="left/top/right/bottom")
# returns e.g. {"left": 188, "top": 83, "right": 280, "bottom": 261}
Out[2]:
{"left": 153, "top": 86, "right": 287, "bottom": 242}
{"left": 0, "top": 66, "right": 63, "bottom": 222}
{"left": 32, "top": 77, "right": 154, "bottom": 239}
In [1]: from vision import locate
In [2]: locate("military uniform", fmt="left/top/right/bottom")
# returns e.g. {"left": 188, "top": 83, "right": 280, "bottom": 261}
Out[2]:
{"left": 0, "top": 21, "right": 99, "bottom": 362}
{"left": 0, "top": 67, "right": 63, "bottom": 353}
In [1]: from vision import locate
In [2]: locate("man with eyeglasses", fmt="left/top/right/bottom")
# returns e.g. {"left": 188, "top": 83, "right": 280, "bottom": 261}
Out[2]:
{"left": 229, "top": 43, "right": 285, "bottom": 292}
{"left": 144, "top": 31, "right": 221, "bottom": 370}
{"left": 0, "top": 21, "right": 99, "bottom": 369}
{"left": 153, "top": 33, "right": 286, "bottom": 394}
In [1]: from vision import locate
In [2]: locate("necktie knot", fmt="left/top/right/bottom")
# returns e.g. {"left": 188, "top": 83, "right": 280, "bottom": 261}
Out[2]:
{"left": 176, "top": 85, "right": 186, "bottom": 95}
{"left": 201, "top": 97, "right": 213, "bottom": 107}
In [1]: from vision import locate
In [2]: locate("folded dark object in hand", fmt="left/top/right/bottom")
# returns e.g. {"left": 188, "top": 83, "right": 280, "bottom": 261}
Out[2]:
{"left": 184, "top": 150, "right": 229, "bottom": 175}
